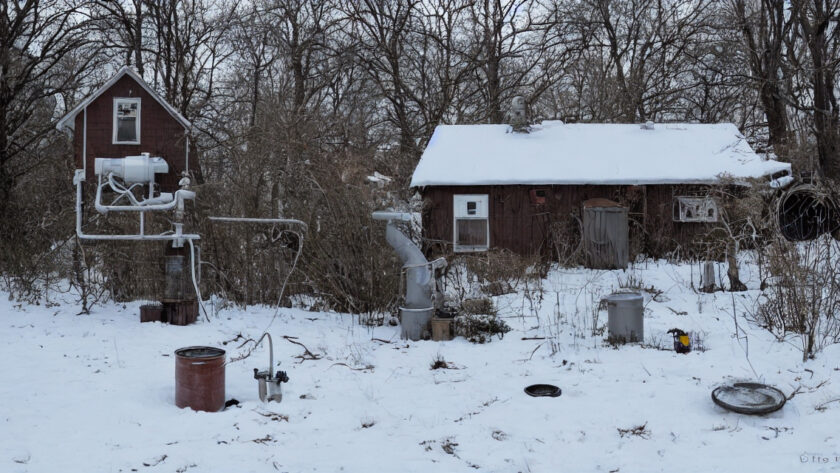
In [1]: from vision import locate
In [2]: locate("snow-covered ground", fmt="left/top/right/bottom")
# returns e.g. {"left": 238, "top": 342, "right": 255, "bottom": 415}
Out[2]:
{"left": 2, "top": 258, "right": 839, "bottom": 473}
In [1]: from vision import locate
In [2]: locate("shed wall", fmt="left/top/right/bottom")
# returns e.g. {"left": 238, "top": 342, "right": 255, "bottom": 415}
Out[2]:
{"left": 420, "top": 184, "right": 714, "bottom": 259}
{"left": 72, "top": 75, "right": 198, "bottom": 191}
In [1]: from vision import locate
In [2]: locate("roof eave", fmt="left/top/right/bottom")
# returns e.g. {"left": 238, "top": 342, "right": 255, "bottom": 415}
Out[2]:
{"left": 410, "top": 176, "right": 784, "bottom": 187}
{"left": 55, "top": 66, "right": 193, "bottom": 134}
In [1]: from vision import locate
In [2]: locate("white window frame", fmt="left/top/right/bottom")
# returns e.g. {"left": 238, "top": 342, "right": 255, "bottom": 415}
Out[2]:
{"left": 453, "top": 194, "right": 490, "bottom": 252}
{"left": 113, "top": 97, "right": 141, "bottom": 145}
{"left": 673, "top": 196, "right": 718, "bottom": 222}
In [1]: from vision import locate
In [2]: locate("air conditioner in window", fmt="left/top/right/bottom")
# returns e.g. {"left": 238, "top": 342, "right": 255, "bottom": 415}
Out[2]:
{"left": 453, "top": 194, "right": 489, "bottom": 252}
{"left": 674, "top": 196, "right": 718, "bottom": 222}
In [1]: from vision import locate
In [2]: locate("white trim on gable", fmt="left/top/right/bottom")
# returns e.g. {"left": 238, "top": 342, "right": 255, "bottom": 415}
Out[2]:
{"left": 56, "top": 66, "right": 191, "bottom": 133}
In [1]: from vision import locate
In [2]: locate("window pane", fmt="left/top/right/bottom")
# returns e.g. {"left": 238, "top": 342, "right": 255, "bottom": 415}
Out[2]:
{"left": 456, "top": 219, "right": 487, "bottom": 247}
{"left": 115, "top": 101, "right": 138, "bottom": 142}
{"left": 117, "top": 117, "right": 136, "bottom": 142}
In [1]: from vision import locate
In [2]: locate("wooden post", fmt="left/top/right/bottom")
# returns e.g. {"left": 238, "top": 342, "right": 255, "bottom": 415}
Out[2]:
{"left": 700, "top": 261, "right": 716, "bottom": 293}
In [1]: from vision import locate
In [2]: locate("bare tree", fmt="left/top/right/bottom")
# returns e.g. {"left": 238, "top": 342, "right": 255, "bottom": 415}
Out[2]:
{"left": 91, "top": 0, "right": 145, "bottom": 74}
{"left": 467, "top": 0, "right": 548, "bottom": 123}
{"left": 587, "top": 0, "right": 713, "bottom": 122}
{"left": 344, "top": 0, "right": 423, "bottom": 157}
{"left": 730, "top": 0, "right": 793, "bottom": 147}
{"left": 142, "top": 0, "right": 236, "bottom": 119}
{"left": 789, "top": 0, "right": 840, "bottom": 178}
{"left": 0, "top": 0, "right": 97, "bottom": 229}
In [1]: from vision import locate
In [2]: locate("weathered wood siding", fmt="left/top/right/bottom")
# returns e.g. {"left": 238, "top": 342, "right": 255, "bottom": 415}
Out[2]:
{"left": 420, "top": 184, "right": 715, "bottom": 259}
{"left": 73, "top": 75, "right": 198, "bottom": 191}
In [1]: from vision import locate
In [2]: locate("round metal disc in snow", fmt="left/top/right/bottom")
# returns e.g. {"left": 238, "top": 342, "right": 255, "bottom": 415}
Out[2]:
{"left": 711, "top": 382, "right": 786, "bottom": 415}
{"left": 524, "top": 384, "right": 561, "bottom": 397}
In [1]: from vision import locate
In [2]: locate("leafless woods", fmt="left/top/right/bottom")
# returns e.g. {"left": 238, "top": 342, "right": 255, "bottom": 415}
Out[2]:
{"left": 3, "top": 0, "right": 840, "bottom": 312}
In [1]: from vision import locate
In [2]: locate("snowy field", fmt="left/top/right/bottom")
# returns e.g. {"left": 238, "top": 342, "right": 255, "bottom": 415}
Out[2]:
{"left": 2, "top": 258, "right": 840, "bottom": 473}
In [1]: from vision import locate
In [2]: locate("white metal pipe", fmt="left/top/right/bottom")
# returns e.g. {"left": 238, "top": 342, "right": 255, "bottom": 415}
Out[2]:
{"left": 188, "top": 238, "right": 208, "bottom": 321}
{"left": 371, "top": 211, "right": 412, "bottom": 222}
{"left": 107, "top": 174, "right": 142, "bottom": 206}
{"left": 95, "top": 175, "right": 194, "bottom": 213}
{"left": 252, "top": 332, "right": 275, "bottom": 378}
{"left": 76, "top": 179, "right": 200, "bottom": 241}
{"left": 82, "top": 108, "right": 87, "bottom": 176}
{"left": 208, "top": 216, "right": 308, "bottom": 229}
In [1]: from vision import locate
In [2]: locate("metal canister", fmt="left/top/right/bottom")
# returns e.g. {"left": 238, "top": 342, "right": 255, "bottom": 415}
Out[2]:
{"left": 399, "top": 306, "right": 434, "bottom": 341}
{"left": 605, "top": 292, "right": 644, "bottom": 343}
{"left": 165, "top": 254, "right": 197, "bottom": 302}
{"left": 175, "top": 346, "right": 226, "bottom": 412}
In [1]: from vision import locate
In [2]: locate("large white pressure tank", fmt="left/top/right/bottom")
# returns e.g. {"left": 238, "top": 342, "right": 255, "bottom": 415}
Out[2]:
{"left": 94, "top": 154, "right": 169, "bottom": 183}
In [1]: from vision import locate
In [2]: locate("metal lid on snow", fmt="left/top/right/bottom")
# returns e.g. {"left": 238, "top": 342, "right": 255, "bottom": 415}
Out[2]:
{"left": 711, "top": 382, "right": 786, "bottom": 415}
{"left": 604, "top": 292, "right": 643, "bottom": 301}
{"left": 524, "top": 384, "right": 562, "bottom": 397}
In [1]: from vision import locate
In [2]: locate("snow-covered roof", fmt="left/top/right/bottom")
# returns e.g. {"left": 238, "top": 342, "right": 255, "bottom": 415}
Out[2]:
{"left": 410, "top": 122, "right": 790, "bottom": 187}
{"left": 56, "top": 66, "right": 192, "bottom": 133}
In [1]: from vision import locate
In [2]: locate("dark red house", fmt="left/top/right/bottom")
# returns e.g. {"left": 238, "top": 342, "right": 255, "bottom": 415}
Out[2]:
{"left": 57, "top": 66, "right": 197, "bottom": 191}
{"left": 411, "top": 122, "right": 792, "bottom": 264}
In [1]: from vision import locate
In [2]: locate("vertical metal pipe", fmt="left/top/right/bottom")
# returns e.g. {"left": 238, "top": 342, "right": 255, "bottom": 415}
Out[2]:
{"left": 82, "top": 108, "right": 87, "bottom": 175}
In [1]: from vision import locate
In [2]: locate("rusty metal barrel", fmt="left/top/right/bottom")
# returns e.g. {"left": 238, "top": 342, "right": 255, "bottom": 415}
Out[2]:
{"left": 175, "top": 346, "right": 226, "bottom": 412}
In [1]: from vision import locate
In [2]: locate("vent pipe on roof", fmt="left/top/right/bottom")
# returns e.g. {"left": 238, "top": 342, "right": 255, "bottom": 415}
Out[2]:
{"left": 641, "top": 121, "right": 655, "bottom": 130}
{"left": 509, "top": 96, "right": 529, "bottom": 133}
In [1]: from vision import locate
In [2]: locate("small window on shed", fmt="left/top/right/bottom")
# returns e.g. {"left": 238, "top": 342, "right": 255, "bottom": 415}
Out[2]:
{"left": 453, "top": 195, "right": 489, "bottom": 252}
{"left": 530, "top": 189, "right": 547, "bottom": 205}
{"left": 673, "top": 196, "right": 718, "bottom": 222}
{"left": 113, "top": 98, "right": 141, "bottom": 144}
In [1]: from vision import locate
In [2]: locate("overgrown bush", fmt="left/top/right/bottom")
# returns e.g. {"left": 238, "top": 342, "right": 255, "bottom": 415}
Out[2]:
{"left": 443, "top": 250, "right": 545, "bottom": 304}
{"left": 756, "top": 236, "right": 840, "bottom": 360}
{"left": 297, "top": 179, "right": 401, "bottom": 316}
{"left": 548, "top": 213, "right": 585, "bottom": 266}
{"left": 464, "top": 249, "right": 545, "bottom": 292}
{"left": 452, "top": 313, "right": 511, "bottom": 343}
{"left": 0, "top": 144, "right": 75, "bottom": 303}
{"left": 460, "top": 297, "right": 497, "bottom": 316}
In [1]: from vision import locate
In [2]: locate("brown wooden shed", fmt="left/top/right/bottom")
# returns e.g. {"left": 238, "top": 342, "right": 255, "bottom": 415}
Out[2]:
{"left": 411, "top": 122, "right": 792, "bottom": 264}
{"left": 57, "top": 66, "right": 198, "bottom": 191}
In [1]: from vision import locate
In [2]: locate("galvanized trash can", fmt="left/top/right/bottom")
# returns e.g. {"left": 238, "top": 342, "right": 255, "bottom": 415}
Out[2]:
{"left": 604, "top": 292, "right": 644, "bottom": 343}
{"left": 175, "top": 346, "right": 226, "bottom": 412}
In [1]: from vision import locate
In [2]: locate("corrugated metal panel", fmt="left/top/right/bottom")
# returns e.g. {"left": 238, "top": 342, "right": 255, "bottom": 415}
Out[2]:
{"left": 582, "top": 201, "right": 628, "bottom": 269}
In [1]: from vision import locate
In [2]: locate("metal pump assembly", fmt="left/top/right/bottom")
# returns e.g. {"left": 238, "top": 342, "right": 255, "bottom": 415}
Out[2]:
{"left": 75, "top": 153, "right": 203, "bottom": 323}
{"left": 372, "top": 211, "right": 446, "bottom": 340}
{"left": 251, "top": 332, "right": 289, "bottom": 403}
{"left": 76, "top": 153, "right": 198, "bottom": 247}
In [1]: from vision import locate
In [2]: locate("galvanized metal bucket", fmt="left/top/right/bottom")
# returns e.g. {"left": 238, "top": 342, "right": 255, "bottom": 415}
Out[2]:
{"left": 399, "top": 306, "right": 434, "bottom": 341}
{"left": 605, "top": 292, "right": 644, "bottom": 343}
